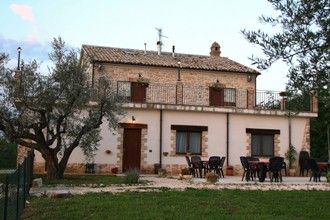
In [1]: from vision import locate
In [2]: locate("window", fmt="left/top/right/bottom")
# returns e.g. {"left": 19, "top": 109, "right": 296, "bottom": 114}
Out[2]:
{"left": 171, "top": 125, "right": 207, "bottom": 155}
{"left": 117, "top": 81, "right": 148, "bottom": 103}
{"left": 176, "top": 131, "right": 201, "bottom": 154}
{"left": 209, "top": 87, "right": 236, "bottom": 107}
{"left": 117, "top": 81, "right": 131, "bottom": 101}
{"left": 223, "top": 88, "right": 236, "bottom": 106}
{"left": 246, "top": 128, "right": 279, "bottom": 157}
{"left": 251, "top": 134, "right": 274, "bottom": 157}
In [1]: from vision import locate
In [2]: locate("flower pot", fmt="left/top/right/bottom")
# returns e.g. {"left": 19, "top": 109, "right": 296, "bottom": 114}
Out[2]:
{"left": 288, "top": 168, "right": 296, "bottom": 176}
{"left": 226, "top": 166, "right": 234, "bottom": 176}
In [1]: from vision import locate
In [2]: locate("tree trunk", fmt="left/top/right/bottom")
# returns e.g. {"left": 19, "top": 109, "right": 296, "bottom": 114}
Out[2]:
{"left": 43, "top": 152, "right": 65, "bottom": 180}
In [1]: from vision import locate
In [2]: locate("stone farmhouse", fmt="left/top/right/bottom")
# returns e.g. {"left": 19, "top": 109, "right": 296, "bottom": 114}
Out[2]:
{"left": 33, "top": 42, "right": 318, "bottom": 175}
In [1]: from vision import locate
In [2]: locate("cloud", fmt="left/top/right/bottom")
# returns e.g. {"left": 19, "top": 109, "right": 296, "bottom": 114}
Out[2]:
{"left": 10, "top": 4, "right": 35, "bottom": 22}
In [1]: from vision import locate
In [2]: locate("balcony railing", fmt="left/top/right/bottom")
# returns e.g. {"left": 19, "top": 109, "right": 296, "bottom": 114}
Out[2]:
{"left": 114, "top": 81, "right": 315, "bottom": 112}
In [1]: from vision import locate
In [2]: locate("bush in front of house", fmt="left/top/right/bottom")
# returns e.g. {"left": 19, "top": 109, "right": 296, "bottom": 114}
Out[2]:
{"left": 124, "top": 169, "right": 140, "bottom": 184}
{"left": 205, "top": 172, "right": 218, "bottom": 183}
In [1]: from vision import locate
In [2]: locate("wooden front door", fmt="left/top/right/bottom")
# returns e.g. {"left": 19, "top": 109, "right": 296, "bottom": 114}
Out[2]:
{"left": 123, "top": 128, "right": 141, "bottom": 172}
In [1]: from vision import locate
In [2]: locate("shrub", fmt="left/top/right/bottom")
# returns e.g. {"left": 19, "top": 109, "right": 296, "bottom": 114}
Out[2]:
{"left": 205, "top": 172, "right": 218, "bottom": 183}
{"left": 158, "top": 168, "right": 167, "bottom": 177}
{"left": 124, "top": 169, "right": 140, "bottom": 184}
{"left": 181, "top": 168, "right": 191, "bottom": 175}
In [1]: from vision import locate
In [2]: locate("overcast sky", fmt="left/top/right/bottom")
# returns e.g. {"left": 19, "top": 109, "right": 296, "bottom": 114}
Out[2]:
{"left": 0, "top": 0, "right": 289, "bottom": 91}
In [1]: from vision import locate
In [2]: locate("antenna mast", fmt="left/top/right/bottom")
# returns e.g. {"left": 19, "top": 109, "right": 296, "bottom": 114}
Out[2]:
{"left": 155, "top": 27, "right": 168, "bottom": 52}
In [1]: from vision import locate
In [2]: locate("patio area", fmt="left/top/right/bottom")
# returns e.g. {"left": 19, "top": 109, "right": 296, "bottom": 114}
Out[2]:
{"left": 29, "top": 175, "right": 330, "bottom": 198}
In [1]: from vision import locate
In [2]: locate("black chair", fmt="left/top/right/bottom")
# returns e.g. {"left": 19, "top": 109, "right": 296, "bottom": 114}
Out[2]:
{"left": 207, "top": 156, "right": 221, "bottom": 178}
{"left": 308, "top": 158, "right": 321, "bottom": 182}
{"left": 246, "top": 157, "right": 259, "bottom": 178}
{"left": 191, "top": 155, "right": 204, "bottom": 178}
{"left": 299, "top": 151, "right": 310, "bottom": 176}
{"left": 185, "top": 156, "right": 195, "bottom": 177}
{"left": 281, "top": 161, "right": 287, "bottom": 176}
{"left": 268, "top": 157, "right": 284, "bottom": 182}
{"left": 240, "top": 156, "right": 254, "bottom": 181}
{"left": 219, "top": 157, "right": 226, "bottom": 178}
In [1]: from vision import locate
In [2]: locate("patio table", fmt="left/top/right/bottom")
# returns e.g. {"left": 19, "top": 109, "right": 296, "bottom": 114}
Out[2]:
{"left": 248, "top": 161, "right": 269, "bottom": 182}
{"left": 317, "top": 162, "right": 329, "bottom": 172}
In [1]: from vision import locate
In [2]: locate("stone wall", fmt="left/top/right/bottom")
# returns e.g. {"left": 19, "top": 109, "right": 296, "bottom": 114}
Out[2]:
{"left": 94, "top": 63, "right": 256, "bottom": 93}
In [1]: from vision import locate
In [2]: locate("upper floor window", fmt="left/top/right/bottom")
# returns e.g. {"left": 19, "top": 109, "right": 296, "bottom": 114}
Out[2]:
{"left": 117, "top": 81, "right": 148, "bottom": 103}
{"left": 209, "top": 87, "right": 236, "bottom": 107}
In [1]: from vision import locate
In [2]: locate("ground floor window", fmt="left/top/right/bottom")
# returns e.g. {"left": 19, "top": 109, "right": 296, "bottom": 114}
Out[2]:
{"left": 246, "top": 129, "right": 279, "bottom": 157}
{"left": 176, "top": 131, "right": 201, "bottom": 154}
{"left": 171, "top": 125, "right": 207, "bottom": 155}
{"left": 251, "top": 134, "right": 274, "bottom": 157}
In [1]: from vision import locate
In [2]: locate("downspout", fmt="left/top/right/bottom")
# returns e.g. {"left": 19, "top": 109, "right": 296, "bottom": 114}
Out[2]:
{"left": 91, "top": 61, "right": 95, "bottom": 88}
{"left": 159, "top": 109, "right": 163, "bottom": 168}
{"left": 226, "top": 113, "right": 229, "bottom": 166}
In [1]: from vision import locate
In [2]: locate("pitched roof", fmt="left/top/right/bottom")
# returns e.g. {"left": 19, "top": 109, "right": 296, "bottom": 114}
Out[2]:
{"left": 81, "top": 45, "right": 260, "bottom": 74}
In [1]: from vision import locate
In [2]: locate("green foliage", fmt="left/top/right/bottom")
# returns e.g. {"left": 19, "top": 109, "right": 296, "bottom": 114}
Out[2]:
{"left": 23, "top": 189, "right": 330, "bottom": 219}
{"left": 124, "top": 169, "right": 140, "bottom": 184}
{"left": 205, "top": 172, "right": 218, "bottom": 183}
{"left": 180, "top": 168, "right": 190, "bottom": 175}
{"left": 242, "top": 0, "right": 329, "bottom": 161}
{"left": 285, "top": 145, "right": 297, "bottom": 169}
{"left": 0, "top": 139, "right": 17, "bottom": 169}
{"left": 0, "top": 37, "right": 124, "bottom": 179}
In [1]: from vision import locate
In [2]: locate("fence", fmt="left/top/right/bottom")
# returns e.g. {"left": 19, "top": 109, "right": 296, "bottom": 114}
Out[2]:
{"left": 0, "top": 152, "right": 33, "bottom": 220}
{"left": 114, "top": 81, "right": 313, "bottom": 112}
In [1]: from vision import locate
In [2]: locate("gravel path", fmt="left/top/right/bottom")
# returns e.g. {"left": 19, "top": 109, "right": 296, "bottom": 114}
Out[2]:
{"left": 30, "top": 175, "right": 330, "bottom": 197}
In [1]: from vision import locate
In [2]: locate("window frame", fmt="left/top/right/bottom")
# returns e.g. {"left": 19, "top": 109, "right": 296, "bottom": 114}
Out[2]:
{"left": 251, "top": 134, "right": 274, "bottom": 157}
{"left": 171, "top": 125, "right": 207, "bottom": 155}
{"left": 246, "top": 128, "right": 280, "bottom": 157}
{"left": 209, "top": 87, "right": 236, "bottom": 107}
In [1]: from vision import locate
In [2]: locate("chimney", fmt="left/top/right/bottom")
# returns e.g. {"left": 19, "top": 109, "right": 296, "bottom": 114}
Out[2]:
{"left": 144, "top": 43, "right": 147, "bottom": 54}
{"left": 157, "top": 41, "right": 161, "bottom": 55}
{"left": 210, "top": 41, "right": 221, "bottom": 57}
{"left": 172, "top": 45, "right": 175, "bottom": 57}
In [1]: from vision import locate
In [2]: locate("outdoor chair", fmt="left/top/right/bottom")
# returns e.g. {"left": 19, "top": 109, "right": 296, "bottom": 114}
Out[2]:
{"left": 219, "top": 157, "right": 226, "bottom": 178}
{"left": 308, "top": 158, "right": 321, "bottom": 182}
{"left": 191, "top": 155, "right": 204, "bottom": 178}
{"left": 246, "top": 156, "right": 259, "bottom": 178}
{"left": 207, "top": 156, "right": 221, "bottom": 178}
{"left": 299, "top": 151, "right": 310, "bottom": 176}
{"left": 185, "top": 156, "right": 196, "bottom": 177}
{"left": 268, "top": 157, "right": 284, "bottom": 182}
{"left": 240, "top": 156, "right": 254, "bottom": 181}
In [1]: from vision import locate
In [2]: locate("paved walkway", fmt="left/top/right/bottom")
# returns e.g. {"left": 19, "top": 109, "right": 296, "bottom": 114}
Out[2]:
{"left": 30, "top": 175, "right": 330, "bottom": 197}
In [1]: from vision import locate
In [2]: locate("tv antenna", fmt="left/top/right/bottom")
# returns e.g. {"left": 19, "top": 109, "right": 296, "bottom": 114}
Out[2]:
{"left": 155, "top": 27, "right": 168, "bottom": 52}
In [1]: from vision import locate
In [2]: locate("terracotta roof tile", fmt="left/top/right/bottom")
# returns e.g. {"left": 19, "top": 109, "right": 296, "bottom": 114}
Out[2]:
{"left": 82, "top": 45, "right": 260, "bottom": 74}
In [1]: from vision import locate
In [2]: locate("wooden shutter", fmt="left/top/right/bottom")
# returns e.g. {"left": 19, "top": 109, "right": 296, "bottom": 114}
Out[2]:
{"left": 209, "top": 87, "right": 224, "bottom": 106}
{"left": 131, "top": 82, "right": 147, "bottom": 103}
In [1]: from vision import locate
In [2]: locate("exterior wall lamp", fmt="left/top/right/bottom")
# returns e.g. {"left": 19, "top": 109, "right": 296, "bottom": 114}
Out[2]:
{"left": 131, "top": 116, "right": 136, "bottom": 123}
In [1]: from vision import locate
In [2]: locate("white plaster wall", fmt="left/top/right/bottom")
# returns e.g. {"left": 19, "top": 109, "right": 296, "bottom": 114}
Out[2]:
{"left": 34, "top": 108, "right": 310, "bottom": 171}
{"left": 162, "top": 111, "right": 227, "bottom": 166}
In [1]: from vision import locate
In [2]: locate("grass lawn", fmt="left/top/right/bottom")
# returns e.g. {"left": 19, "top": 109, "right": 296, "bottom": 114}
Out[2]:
{"left": 33, "top": 174, "right": 136, "bottom": 186}
{"left": 23, "top": 189, "right": 330, "bottom": 220}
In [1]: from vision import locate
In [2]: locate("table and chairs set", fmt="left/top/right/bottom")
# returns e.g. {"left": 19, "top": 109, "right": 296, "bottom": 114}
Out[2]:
{"left": 185, "top": 155, "right": 226, "bottom": 178}
{"left": 241, "top": 154, "right": 329, "bottom": 183}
